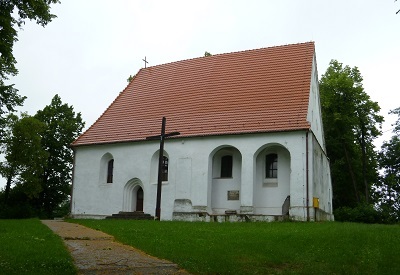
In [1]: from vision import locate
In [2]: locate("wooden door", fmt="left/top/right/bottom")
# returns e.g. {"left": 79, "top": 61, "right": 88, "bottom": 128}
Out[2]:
{"left": 136, "top": 187, "right": 144, "bottom": 211}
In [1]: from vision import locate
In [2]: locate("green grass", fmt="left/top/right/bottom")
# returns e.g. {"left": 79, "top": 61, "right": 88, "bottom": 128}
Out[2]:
{"left": 71, "top": 220, "right": 400, "bottom": 275}
{"left": 0, "top": 219, "right": 76, "bottom": 275}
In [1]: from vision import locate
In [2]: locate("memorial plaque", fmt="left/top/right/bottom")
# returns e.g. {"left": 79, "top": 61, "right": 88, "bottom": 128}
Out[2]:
{"left": 227, "top": 190, "right": 239, "bottom": 200}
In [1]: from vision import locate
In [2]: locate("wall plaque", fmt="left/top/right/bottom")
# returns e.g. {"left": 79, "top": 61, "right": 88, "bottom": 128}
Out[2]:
{"left": 227, "top": 190, "right": 240, "bottom": 200}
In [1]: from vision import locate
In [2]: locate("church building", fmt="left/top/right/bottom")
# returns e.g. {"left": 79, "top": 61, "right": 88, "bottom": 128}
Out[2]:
{"left": 70, "top": 42, "right": 334, "bottom": 221}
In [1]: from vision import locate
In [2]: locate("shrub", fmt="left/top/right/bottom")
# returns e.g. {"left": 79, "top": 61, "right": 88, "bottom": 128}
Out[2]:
{"left": 334, "top": 204, "right": 384, "bottom": 224}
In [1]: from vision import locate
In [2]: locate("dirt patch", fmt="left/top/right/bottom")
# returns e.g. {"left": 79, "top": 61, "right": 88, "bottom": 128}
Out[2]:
{"left": 42, "top": 220, "right": 190, "bottom": 275}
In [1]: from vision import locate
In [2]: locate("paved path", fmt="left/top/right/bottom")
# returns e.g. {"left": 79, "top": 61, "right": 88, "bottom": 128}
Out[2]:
{"left": 42, "top": 220, "right": 189, "bottom": 275}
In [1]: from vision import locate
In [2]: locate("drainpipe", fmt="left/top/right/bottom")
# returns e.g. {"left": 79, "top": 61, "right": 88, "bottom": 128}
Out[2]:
{"left": 306, "top": 131, "right": 310, "bottom": 222}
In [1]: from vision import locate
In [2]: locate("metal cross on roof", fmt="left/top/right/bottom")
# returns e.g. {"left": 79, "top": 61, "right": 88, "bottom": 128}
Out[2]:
{"left": 146, "top": 117, "right": 180, "bottom": 220}
{"left": 142, "top": 56, "right": 149, "bottom": 68}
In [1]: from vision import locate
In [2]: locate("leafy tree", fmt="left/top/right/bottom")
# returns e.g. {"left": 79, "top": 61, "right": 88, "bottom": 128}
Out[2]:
{"left": 0, "top": 0, "right": 59, "bottom": 140}
{"left": 204, "top": 51, "right": 212, "bottom": 57}
{"left": 34, "top": 94, "right": 85, "bottom": 217}
{"left": 0, "top": 81, "right": 26, "bottom": 141}
{"left": 374, "top": 108, "right": 400, "bottom": 222}
{"left": 320, "top": 60, "right": 383, "bottom": 208}
{"left": 375, "top": 135, "right": 400, "bottom": 222}
{"left": 390, "top": 107, "right": 400, "bottom": 133}
{"left": 0, "top": 95, "right": 84, "bottom": 218}
{"left": 0, "top": 0, "right": 60, "bottom": 78}
{"left": 0, "top": 114, "right": 48, "bottom": 206}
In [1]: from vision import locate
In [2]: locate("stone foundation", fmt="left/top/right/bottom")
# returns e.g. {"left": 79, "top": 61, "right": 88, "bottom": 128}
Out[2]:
{"left": 172, "top": 212, "right": 285, "bottom": 222}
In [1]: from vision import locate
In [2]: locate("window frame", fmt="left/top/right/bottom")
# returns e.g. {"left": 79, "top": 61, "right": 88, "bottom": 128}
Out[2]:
{"left": 107, "top": 159, "right": 114, "bottom": 183}
{"left": 265, "top": 153, "right": 278, "bottom": 179}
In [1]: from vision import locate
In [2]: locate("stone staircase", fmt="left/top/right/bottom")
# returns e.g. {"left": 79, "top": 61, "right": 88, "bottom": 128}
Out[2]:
{"left": 105, "top": 211, "right": 154, "bottom": 220}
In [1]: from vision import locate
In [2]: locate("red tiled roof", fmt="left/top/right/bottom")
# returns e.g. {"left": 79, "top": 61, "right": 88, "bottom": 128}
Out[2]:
{"left": 73, "top": 42, "right": 314, "bottom": 146}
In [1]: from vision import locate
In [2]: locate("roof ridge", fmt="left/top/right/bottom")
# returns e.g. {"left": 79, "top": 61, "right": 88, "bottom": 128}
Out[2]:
{"left": 143, "top": 41, "right": 315, "bottom": 70}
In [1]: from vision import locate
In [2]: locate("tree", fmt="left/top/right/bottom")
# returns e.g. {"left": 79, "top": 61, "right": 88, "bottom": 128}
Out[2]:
{"left": 204, "top": 51, "right": 212, "bottom": 57}
{"left": 0, "top": 80, "right": 26, "bottom": 141}
{"left": 390, "top": 107, "right": 400, "bottom": 133}
{"left": 0, "top": 114, "right": 48, "bottom": 205}
{"left": 34, "top": 94, "right": 85, "bottom": 217}
{"left": 0, "top": 95, "right": 84, "bottom": 218}
{"left": 375, "top": 135, "right": 400, "bottom": 222}
{"left": 374, "top": 108, "right": 400, "bottom": 222}
{"left": 0, "top": 0, "right": 60, "bottom": 78}
{"left": 0, "top": 0, "right": 59, "bottom": 140}
{"left": 319, "top": 60, "right": 383, "bottom": 208}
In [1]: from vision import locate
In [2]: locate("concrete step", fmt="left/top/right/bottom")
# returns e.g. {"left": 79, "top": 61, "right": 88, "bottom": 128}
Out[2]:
{"left": 105, "top": 211, "right": 154, "bottom": 220}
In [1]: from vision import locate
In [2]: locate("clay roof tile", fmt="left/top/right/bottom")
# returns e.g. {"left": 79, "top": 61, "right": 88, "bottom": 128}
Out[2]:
{"left": 73, "top": 42, "right": 314, "bottom": 146}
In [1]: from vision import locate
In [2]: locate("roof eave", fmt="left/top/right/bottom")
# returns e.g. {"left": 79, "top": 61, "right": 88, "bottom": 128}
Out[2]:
{"left": 71, "top": 126, "right": 311, "bottom": 148}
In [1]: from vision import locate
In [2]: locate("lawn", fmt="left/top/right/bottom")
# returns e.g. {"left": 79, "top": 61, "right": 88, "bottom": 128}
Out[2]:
{"left": 0, "top": 219, "right": 76, "bottom": 275}
{"left": 72, "top": 220, "right": 400, "bottom": 274}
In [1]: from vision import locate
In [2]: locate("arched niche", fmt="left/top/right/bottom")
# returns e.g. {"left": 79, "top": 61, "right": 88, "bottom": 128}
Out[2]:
{"left": 209, "top": 145, "right": 242, "bottom": 214}
{"left": 253, "top": 143, "right": 291, "bottom": 215}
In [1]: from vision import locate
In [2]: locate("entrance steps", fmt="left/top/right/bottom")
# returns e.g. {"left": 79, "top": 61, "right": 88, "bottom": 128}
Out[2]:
{"left": 105, "top": 211, "right": 154, "bottom": 220}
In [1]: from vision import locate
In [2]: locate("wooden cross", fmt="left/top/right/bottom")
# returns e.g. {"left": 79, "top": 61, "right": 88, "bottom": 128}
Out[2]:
{"left": 146, "top": 117, "right": 180, "bottom": 220}
{"left": 142, "top": 56, "right": 149, "bottom": 68}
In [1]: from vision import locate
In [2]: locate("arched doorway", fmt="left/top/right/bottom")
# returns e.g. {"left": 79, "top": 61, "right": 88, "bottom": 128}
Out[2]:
{"left": 123, "top": 178, "right": 144, "bottom": 212}
{"left": 136, "top": 187, "right": 144, "bottom": 211}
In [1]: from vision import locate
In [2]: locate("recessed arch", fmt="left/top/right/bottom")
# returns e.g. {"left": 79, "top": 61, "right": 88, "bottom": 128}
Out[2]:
{"left": 208, "top": 145, "right": 242, "bottom": 214}
{"left": 253, "top": 142, "right": 291, "bottom": 159}
{"left": 253, "top": 143, "right": 291, "bottom": 215}
{"left": 150, "top": 150, "right": 169, "bottom": 184}
{"left": 99, "top": 152, "right": 114, "bottom": 184}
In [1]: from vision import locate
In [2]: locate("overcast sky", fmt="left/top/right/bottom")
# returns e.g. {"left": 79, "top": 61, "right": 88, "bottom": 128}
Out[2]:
{"left": 1, "top": 0, "right": 399, "bottom": 187}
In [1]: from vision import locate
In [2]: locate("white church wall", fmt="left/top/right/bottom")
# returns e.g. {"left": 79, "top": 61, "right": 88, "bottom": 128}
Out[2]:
{"left": 72, "top": 130, "right": 330, "bottom": 221}
{"left": 307, "top": 53, "right": 326, "bottom": 151}
{"left": 287, "top": 133, "right": 309, "bottom": 221}
{"left": 310, "top": 134, "right": 334, "bottom": 221}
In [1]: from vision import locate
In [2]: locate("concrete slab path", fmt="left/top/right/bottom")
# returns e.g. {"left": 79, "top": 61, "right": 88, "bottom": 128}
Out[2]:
{"left": 42, "top": 220, "right": 190, "bottom": 275}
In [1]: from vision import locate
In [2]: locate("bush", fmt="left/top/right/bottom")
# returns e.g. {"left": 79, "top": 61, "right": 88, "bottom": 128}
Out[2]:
{"left": 334, "top": 204, "right": 384, "bottom": 224}
{"left": 53, "top": 200, "right": 71, "bottom": 218}
{"left": 0, "top": 203, "right": 36, "bottom": 219}
{"left": 0, "top": 188, "right": 38, "bottom": 219}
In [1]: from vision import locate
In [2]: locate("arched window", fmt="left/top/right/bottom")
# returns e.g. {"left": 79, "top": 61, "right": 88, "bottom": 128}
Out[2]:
{"left": 220, "top": 155, "right": 233, "bottom": 178}
{"left": 265, "top": 154, "right": 278, "bottom": 178}
{"left": 161, "top": 156, "right": 168, "bottom": 181}
{"left": 107, "top": 159, "right": 114, "bottom": 183}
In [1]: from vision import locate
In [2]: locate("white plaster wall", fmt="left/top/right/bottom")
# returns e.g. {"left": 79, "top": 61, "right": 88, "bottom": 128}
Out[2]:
{"left": 71, "top": 130, "right": 327, "bottom": 221}
{"left": 307, "top": 53, "right": 326, "bottom": 151}
{"left": 310, "top": 134, "right": 333, "bottom": 218}
{"left": 72, "top": 142, "right": 160, "bottom": 216}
